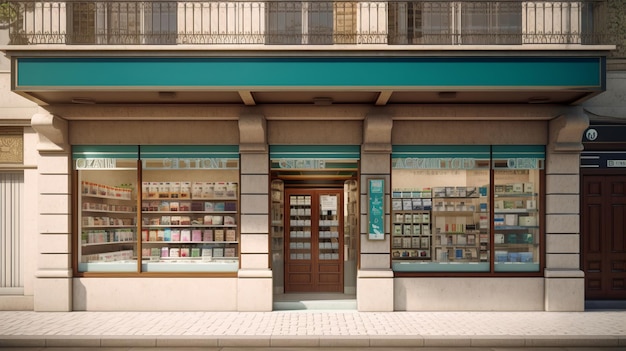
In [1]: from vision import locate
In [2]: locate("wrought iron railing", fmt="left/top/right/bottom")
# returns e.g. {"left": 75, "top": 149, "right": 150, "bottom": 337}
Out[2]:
{"left": 2, "top": 0, "right": 611, "bottom": 45}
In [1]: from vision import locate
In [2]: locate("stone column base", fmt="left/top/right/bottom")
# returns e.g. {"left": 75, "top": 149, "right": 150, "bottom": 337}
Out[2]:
{"left": 357, "top": 269, "right": 394, "bottom": 311}
{"left": 544, "top": 269, "right": 585, "bottom": 311}
{"left": 34, "top": 275, "right": 72, "bottom": 311}
{"left": 238, "top": 269, "right": 273, "bottom": 311}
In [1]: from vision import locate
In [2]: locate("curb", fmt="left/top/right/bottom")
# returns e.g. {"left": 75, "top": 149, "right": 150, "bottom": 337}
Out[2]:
{"left": 1, "top": 335, "right": 625, "bottom": 348}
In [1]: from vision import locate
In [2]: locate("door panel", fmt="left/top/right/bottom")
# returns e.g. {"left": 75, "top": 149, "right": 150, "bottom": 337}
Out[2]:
{"left": 582, "top": 175, "right": 626, "bottom": 300}
{"left": 285, "top": 189, "right": 343, "bottom": 293}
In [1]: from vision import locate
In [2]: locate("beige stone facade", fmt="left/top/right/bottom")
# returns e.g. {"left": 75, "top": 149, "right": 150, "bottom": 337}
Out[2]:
{"left": 0, "top": 102, "right": 590, "bottom": 312}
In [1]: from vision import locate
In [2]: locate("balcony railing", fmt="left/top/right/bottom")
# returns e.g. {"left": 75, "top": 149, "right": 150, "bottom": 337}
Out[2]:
{"left": 2, "top": 0, "right": 611, "bottom": 46}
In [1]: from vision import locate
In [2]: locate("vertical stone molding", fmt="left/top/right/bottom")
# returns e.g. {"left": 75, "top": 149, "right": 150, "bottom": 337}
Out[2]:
{"left": 237, "top": 113, "right": 272, "bottom": 311}
{"left": 31, "top": 111, "right": 69, "bottom": 153}
{"left": 544, "top": 107, "right": 589, "bottom": 311}
{"left": 363, "top": 109, "right": 393, "bottom": 154}
{"left": 358, "top": 111, "right": 394, "bottom": 311}
{"left": 30, "top": 112, "right": 72, "bottom": 311}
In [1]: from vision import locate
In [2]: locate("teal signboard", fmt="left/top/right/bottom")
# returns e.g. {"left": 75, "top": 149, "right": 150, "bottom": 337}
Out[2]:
{"left": 15, "top": 57, "right": 604, "bottom": 91}
{"left": 368, "top": 178, "right": 385, "bottom": 240}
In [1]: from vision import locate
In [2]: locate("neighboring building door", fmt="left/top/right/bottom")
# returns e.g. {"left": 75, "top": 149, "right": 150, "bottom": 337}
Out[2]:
{"left": 582, "top": 174, "right": 626, "bottom": 300}
{"left": 285, "top": 189, "right": 343, "bottom": 293}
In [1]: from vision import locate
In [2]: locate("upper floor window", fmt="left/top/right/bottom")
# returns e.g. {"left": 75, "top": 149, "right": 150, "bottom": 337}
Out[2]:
{"left": 388, "top": 1, "right": 522, "bottom": 45}
{"left": 68, "top": 1, "right": 177, "bottom": 44}
{"left": 266, "top": 1, "right": 358, "bottom": 44}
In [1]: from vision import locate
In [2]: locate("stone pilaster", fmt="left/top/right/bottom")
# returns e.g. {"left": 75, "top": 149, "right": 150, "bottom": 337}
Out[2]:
{"left": 31, "top": 112, "right": 72, "bottom": 311}
{"left": 544, "top": 107, "right": 588, "bottom": 311}
{"left": 357, "top": 110, "right": 394, "bottom": 311}
{"left": 237, "top": 113, "right": 272, "bottom": 311}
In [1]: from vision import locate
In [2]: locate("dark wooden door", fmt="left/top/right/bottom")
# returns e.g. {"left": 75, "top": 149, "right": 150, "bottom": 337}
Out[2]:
{"left": 285, "top": 189, "right": 343, "bottom": 293}
{"left": 582, "top": 175, "right": 626, "bottom": 300}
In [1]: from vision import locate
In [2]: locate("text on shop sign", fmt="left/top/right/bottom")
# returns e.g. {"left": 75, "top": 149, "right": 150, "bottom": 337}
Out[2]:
{"left": 506, "top": 158, "right": 540, "bottom": 169}
{"left": 278, "top": 159, "right": 326, "bottom": 169}
{"left": 143, "top": 158, "right": 238, "bottom": 169}
{"left": 75, "top": 158, "right": 117, "bottom": 169}
{"left": 394, "top": 158, "right": 477, "bottom": 169}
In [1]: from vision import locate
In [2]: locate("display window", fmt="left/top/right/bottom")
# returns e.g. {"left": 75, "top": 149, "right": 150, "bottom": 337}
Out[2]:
{"left": 492, "top": 146, "right": 543, "bottom": 272}
{"left": 391, "top": 146, "right": 491, "bottom": 272}
{"left": 391, "top": 145, "right": 544, "bottom": 274}
{"left": 74, "top": 145, "right": 240, "bottom": 274}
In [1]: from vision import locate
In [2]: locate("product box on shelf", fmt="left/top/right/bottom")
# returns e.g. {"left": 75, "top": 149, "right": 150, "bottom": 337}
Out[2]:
{"left": 518, "top": 216, "right": 537, "bottom": 227}
{"left": 520, "top": 252, "right": 533, "bottom": 262}
{"left": 203, "top": 229, "right": 213, "bottom": 241}
{"left": 523, "top": 183, "right": 534, "bottom": 193}
{"left": 495, "top": 233, "right": 505, "bottom": 244}
{"left": 180, "top": 182, "right": 191, "bottom": 199}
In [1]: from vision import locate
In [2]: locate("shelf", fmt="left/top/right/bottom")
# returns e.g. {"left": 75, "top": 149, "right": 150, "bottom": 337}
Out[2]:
{"left": 82, "top": 241, "right": 136, "bottom": 247}
{"left": 494, "top": 209, "right": 538, "bottom": 214}
{"left": 82, "top": 193, "right": 133, "bottom": 201}
{"left": 142, "top": 225, "right": 236, "bottom": 228}
{"left": 431, "top": 210, "right": 476, "bottom": 216}
{"left": 494, "top": 192, "right": 537, "bottom": 198}
{"left": 143, "top": 196, "right": 236, "bottom": 201}
{"left": 433, "top": 244, "right": 481, "bottom": 248}
{"left": 495, "top": 225, "right": 539, "bottom": 230}
{"left": 494, "top": 243, "right": 538, "bottom": 248}
{"left": 143, "top": 210, "right": 237, "bottom": 214}
{"left": 82, "top": 225, "right": 136, "bottom": 229}
{"left": 82, "top": 209, "right": 136, "bottom": 214}
{"left": 142, "top": 241, "right": 238, "bottom": 244}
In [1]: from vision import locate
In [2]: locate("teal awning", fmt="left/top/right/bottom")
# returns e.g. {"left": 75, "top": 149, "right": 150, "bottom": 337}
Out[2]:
{"left": 15, "top": 56, "right": 604, "bottom": 90}
{"left": 72, "top": 145, "right": 138, "bottom": 159}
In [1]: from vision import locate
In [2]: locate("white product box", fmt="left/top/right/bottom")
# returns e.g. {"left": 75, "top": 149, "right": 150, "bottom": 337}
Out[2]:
{"left": 523, "top": 183, "right": 534, "bottom": 193}
{"left": 518, "top": 216, "right": 537, "bottom": 226}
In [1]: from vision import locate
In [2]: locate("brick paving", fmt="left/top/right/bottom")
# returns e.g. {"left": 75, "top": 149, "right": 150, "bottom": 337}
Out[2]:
{"left": 0, "top": 310, "right": 625, "bottom": 348}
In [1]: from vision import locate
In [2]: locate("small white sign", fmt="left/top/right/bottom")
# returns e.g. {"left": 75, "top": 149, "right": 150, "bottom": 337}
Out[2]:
{"left": 320, "top": 195, "right": 337, "bottom": 211}
{"left": 607, "top": 160, "right": 626, "bottom": 168}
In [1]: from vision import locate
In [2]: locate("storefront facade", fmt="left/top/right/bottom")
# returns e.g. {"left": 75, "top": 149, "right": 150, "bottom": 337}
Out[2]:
{"left": 0, "top": 0, "right": 616, "bottom": 312}
{"left": 8, "top": 103, "right": 595, "bottom": 312}
{"left": 580, "top": 124, "right": 626, "bottom": 302}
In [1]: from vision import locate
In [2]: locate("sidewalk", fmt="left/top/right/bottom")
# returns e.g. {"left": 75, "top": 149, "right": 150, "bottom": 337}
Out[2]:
{"left": 1, "top": 309, "right": 625, "bottom": 349}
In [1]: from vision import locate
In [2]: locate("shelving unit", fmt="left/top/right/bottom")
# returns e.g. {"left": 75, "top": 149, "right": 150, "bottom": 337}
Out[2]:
{"left": 78, "top": 181, "right": 137, "bottom": 271}
{"left": 431, "top": 189, "right": 488, "bottom": 263}
{"left": 493, "top": 184, "right": 540, "bottom": 272}
{"left": 288, "top": 195, "right": 312, "bottom": 261}
{"left": 271, "top": 180, "right": 284, "bottom": 252}
{"left": 138, "top": 181, "right": 239, "bottom": 272}
{"left": 140, "top": 198, "right": 238, "bottom": 261}
{"left": 391, "top": 189, "right": 433, "bottom": 259}
{"left": 319, "top": 213, "right": 340, "bottom": 261}
{"left": 271, "top": 180, "right": 284, "bottom": 293}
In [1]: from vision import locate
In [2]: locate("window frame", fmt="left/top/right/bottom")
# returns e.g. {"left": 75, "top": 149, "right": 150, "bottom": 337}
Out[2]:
{"left": 391, "top": 145, "right": 545, "bottom": 277}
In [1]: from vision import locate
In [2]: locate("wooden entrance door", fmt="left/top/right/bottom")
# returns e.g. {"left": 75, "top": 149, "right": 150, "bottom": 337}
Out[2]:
{"left": 582, "top": 175, "right": 626, "bottom": 300}
{"left": 285, "top": 189, "right": 343, "bottom": 293}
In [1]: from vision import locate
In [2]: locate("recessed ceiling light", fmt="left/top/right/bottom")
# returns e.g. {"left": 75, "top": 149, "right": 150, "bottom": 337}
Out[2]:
{"left": 438, "top": 92, "right": 457, "bottom": 99}
{"left": 313, "top": 97, "right": 333, "bottom": 105}
{"left": 159, "top": 91, "right": 177, "bottom": 99}
{"left": 71, "top": 98, "right": 95, "bottom": 104}
{"left": 528, "top": 96, "right": 551, "bottom": 104}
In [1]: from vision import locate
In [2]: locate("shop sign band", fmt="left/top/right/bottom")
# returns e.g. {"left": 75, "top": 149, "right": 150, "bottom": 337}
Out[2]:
{"left": 393, "top": 158, "right": 477, "bottom": 169}
{"left": 75, "top": 158, "right": 117, "bottom": 169}
{"left": 143, "top": 158, "right": 238, "bottom": 170}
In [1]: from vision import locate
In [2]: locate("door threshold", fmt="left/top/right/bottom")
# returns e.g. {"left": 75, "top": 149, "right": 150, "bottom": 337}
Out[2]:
{"left": 585, "top": 300, "right": 626, "bottom": 310}
{"left": 273, "top": 293, "right": 357, "bottom": 311}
